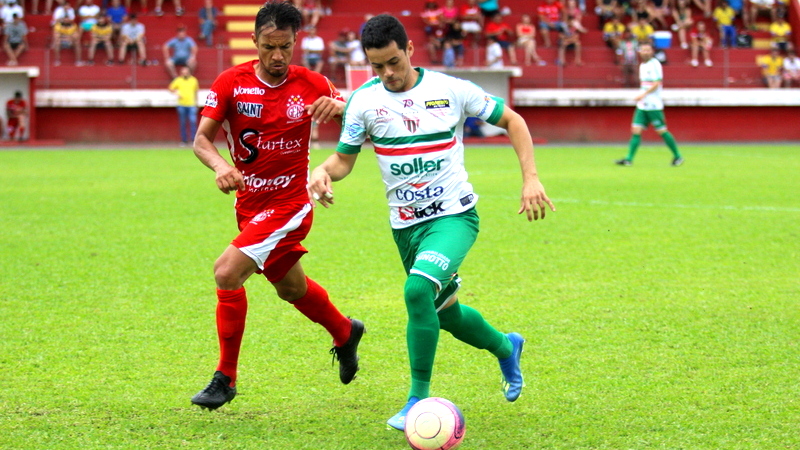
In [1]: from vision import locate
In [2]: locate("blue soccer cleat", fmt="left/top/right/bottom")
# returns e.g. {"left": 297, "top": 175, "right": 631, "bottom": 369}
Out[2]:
{"left": 386, "top": 396, "right": 420, "bottom": 431}
{"left": 498, "top": 332, "right": 525, "bottom": 402}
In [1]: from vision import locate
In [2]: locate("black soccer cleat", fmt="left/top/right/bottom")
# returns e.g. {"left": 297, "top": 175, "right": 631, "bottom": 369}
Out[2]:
{"left": 671, "top": 157, "right": 684, "bottom": 167}
{"left": 330, "top": 318, "right": 365, "bottom": 384}
{"left": 615, "top": 158, "right": 632, "bottom": 166}
{"left": 191, "top": 371, "right": 237, "bottom": 411}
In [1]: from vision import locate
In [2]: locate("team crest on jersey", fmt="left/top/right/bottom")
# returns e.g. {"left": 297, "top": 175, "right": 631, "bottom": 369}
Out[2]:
{"left": 205, "top": 91, "right": 218, "bottom": 108}
{"left": 402, "top": 113, "right": 420, "bottom": 134}
{"left": 251, "top": 209, "right": 274, "bottom": 224}
{"left": 286, "top": 95, "right": 306, "bottom": 121}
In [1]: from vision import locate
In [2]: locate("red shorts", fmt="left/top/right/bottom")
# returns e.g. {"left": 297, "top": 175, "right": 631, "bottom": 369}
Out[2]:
{"left": 7, "top": 118, "right": 20, "bottom": 128}
{"left": 231, "top": 201, "right": 313, "bottom": 283}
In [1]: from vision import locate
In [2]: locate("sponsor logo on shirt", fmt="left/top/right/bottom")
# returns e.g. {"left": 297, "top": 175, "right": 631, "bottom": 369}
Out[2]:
{"left": 390, "top": 158, "right": 444, "bottom": 176}
{"left": 402, "top": 99, "right": 414, "bottom": 107}
{"left": 242, "top": 173, "right": 296, "bottom": 191}
{"left": 234, "top": 86, "right": 266, "bottom": 96}
{"left": 346, "top": 123, "right": 364, "bottom": 138}
{"left": 425, "top": 99, "right": 450, "bottom": 109}
{"left": 459, "top": 194, "right": 474, "bottom": 206}
{"left": 286, "top": 94, "right": 306, "bottom": 121}
{"left": 415, "top": 250, "right": 451, "bottom": 270}
{"left": 395, "top": 185, "right": 444, "bottom": 201}
{"left": 398, "top": 202, "right": 446, "bottom": 221}
{"left": 205, "top": 91, "right": 218, "bottom": 108}
{"left": 237, "top": 101, "right": 263, "bottom": 118}
{"left": 477, "top": 96, "right": 492, "bottom": 117}
{"left": 238, "top": 129, "right": 305, "bottom": 163}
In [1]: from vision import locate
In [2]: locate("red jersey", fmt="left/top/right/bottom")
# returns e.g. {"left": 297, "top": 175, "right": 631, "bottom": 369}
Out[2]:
{"left": 202, "top": 62, "right": 343, "bottom": 218}
{"left": 6, "top": 99, "right": 26, "bottom": 118}
{"left": 484, "top": 21, "right": 514, "bottom": 42}
{"left": 538, "top": 2, "right": 563, "bottom": 23}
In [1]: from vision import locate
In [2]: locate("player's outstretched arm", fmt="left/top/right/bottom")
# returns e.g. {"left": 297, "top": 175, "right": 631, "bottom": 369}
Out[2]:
{"left": 308, "top": 151, "right": 359, "bottom": 208}
{"left": 306, "top": 97, "right": 345, "bottom": 125}
{"left": 495, "top": 106, "right": 556, "bottom": 221}
{"left": 193, "top": 116, "right": 246, "bottom": 195}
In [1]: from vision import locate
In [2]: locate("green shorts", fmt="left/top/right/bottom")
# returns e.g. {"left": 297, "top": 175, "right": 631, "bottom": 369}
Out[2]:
{"left": 632, "top": 108, "right": 667, "bottom": 131}
{"left": 392, "top": 208, "right": 479, "bottom": 307}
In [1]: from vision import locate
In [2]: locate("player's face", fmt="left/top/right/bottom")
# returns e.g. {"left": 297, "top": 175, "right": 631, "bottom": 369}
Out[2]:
{"left": 639, "top": 44, "right": 653, "bottom": 61}
{"left": 365, "top": 40, "right": 416, "bottom": 93}
{"left": 253, "top": 26, "right": 296, "bottom": 83}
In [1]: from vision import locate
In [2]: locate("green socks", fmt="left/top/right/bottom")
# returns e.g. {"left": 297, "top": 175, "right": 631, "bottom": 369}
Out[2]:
{"left": 404, "top": 275, "right": 440, "bottom": 400}
{"left": 626, "top": 133, "right": 641, "bottom": 161}
{"left": 661, "top": 131, "right": 681, "bottom": 158}
{"left": 438, "top": 301, "right": 512, "bottom": 359}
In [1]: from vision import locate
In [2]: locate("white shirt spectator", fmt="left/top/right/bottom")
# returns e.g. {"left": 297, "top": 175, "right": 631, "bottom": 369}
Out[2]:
{"left": 52, "top": 4, "right": 76, "bottom": 25}
{"left": 301, "top": 35, "right": 325, "bottom": 53}
{"left": 486, "top": 40, "right": 504, "bottom": 68}
{"left": 347, "top": 38, "right": 366, "bottom": 65}
{"left": 1, "top": 0, "right": 24, "bottom": 23}
{"left": 78, "top": 1, "right": 101, "bottom": 29}
{"left": 783, "top": 55, "right": 800, "bottom": 74}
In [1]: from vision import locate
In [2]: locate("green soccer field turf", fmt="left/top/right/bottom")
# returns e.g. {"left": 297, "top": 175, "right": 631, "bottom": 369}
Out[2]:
{"left": 1, "top": 144, "right": 798, "bottom": 449}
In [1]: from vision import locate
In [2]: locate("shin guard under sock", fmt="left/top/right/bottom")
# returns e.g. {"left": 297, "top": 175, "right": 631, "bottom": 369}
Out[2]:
{"left": 290, "top": 277, "right": 351, "bottom": 347}
{"left": 215, "top": 287, "right": 248, "bottom": 385}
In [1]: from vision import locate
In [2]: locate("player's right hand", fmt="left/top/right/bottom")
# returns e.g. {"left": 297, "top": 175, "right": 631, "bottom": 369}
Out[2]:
{"left": 308, "top": 167, "right": 334, "bottom": 208}
{"left": 215, "top": 165, "right": 246, "bottom": 194}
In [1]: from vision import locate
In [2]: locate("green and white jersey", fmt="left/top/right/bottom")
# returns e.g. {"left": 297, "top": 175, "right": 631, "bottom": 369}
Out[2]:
{"left": 637, "top": 58, "right": 664, "bottom": 111}
{"left": 337, "top": 68, "right": 505, "bottom": 229}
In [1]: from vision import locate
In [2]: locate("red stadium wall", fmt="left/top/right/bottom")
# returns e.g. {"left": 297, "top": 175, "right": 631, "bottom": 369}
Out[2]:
{"left": 36, "top": 105, "right": 800, "bottom": 143}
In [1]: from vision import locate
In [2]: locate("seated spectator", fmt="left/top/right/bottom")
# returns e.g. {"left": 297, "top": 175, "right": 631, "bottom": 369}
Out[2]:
{"left": 713, "top": 0, "right": 737, "bottom": 48}
{"left": 690, "top": 20, "right": 713, "bottom": 67}
{"left": 1, "top": 0, "right": 24, "bottom": 24}
{"left": 198, "top": 0, "right": 219, "bottom": 47}
{"left": 106, "top": 0, "right": 128, "bottom": 43}
{"left": 769, "top": 16, "right": 792, "bottom": 53}
{"left": 478, "top": 0, "right": 500, "bottom": 17}
{"left": 603, "top": 16, "right": 626, "bottom": 49}
{"left": 87, "top": 14, "right": 114, "bottom": 65}
{"left": 3, "top": 14, "right": 28, "bottom": 66}
{"left": 485, "top": 34, "right": 504, "bottom": 67}
{"left": 595, "top": 0, "right": 622, "bottom": 26}
{"left": 125, "top": 0, "right": 147, "bottom": 15}
{"left": 301, "top": 26, "right": 324, "bottom": 72}
{"left": 327, "top": 29, "right": 349, "bottom": 80}
{"left": 297, "top": 0, "right": 323, "bottom": 29}
{"left": 564, "top": 0, "right": 587, "bottom": 33}
{"left": 443, "top": 20, "right": 466, "bottom": 66}
{"left": 51, "top": 0, "right": 76, "bottom": 26}
{"left": 460, "top": 0, "right": 483, "bottom": 47}
{"left": 484, "top": 13, "right": 517, "bottom": 64}
{"left": 645, "top": 0, "right": 669, "bottom": 29}
{"left": 77, "top": 0, "right": 101, "bottom": 40}
{"left": 517, "top": 14, "right": 545, "bottom": 65}
{"left": 154, "top": 0, "right": 182, "bottom": 16}
{"left": 557, "top": 21, "right": 583, "bottom": 65}
{"left": 758, "top": 47, "right": 783, "bottom": 87}
{"left": 441, "top": 0, "right": 459, "bottom": 26}
{"left": 691, "top": 0, "right": 712, "bottom": 18}
{"left": 538, "top": 0, "right": 565, "bottom": 48}
{"left": 345, "top": 30, "right": 366, "bottom": 66}
{"left": 672, "top": 0, "right": 694, "bottom": 49}
{"left": 747, "top": 0, "right": 775, "bottom": 29}
{"left": 630, "top": 17, "right": 655, "bottom": 44}
{"left": 782, "top": 48, "right": 800, "bottom": 87}
{"left": 52, "top": 16, "right": 82, "bottom": 65}
{"left": 163, "top": 26, "right": 198, "bottom": 78}
{"left": 616, "top": 30, "right": 639, "bottom": 86}
{"left": 421, "top": 1, "right": 445, "bottom": 63}
{"left": 118, "top": 13, "right": 147, "bottom": 65}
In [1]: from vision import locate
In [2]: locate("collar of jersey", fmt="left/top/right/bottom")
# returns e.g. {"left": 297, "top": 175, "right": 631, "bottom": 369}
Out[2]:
{"left": 383, "top": 67, "right": 425, "bottom": 93}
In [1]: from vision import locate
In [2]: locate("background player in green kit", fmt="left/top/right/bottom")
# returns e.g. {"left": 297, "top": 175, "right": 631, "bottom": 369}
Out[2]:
{"left": 308, "top": 14, "right": 555, "bottom": 431}
{"left": 616, "top": 43, "right": 684, "bottom": 167}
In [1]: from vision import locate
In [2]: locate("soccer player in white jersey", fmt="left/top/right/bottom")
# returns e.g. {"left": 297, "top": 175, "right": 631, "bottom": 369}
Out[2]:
{"left": 308, "top": 14, "right": 555, "bottom": 431}
{"left": 616, "top": 43, "right": 684, "bottom": 166}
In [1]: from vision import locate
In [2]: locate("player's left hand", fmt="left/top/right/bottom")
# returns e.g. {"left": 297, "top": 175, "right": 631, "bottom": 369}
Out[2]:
{"left": 519, "top": 179, "right": 555, "bottom": 221}
{"left": 306, "top": 97, "right": 345, "bottom": 124}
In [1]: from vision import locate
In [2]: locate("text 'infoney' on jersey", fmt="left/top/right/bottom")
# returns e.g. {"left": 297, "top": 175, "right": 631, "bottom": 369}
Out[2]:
{"left": 336, "top": 68, "right": 505, "bottom": 229}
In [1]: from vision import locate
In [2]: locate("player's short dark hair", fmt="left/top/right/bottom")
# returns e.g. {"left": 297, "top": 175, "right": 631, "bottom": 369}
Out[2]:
{"left": 361, "top": 14, "right": 409, "bottom": 52}
{"left": 255, "top": 1, "right": 302, "bottom": 35}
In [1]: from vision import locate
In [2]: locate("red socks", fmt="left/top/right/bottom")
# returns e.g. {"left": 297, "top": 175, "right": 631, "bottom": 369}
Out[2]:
{"left": 215, "top": 287, "right": 248, "bottom": 386}
{"left": 291, "top": 277, "right": 352, "bottom": 347}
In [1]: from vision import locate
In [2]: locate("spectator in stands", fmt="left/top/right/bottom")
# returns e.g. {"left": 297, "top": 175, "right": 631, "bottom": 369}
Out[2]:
{"left": 747, "top": 0, "right": 775, "bottom": 29}
{"left": 327, "top": 29, "right": 349, "bottom": 80}
{"left": 297, "top": 0, "right": 323, "bottom": 30}
{"left": 769, "top": 15, "right": 792, "bottom": 53}
{"left": 672, "top": 0, "right": 693, "bottom": 49}
{"left": 51, "top": 0, "right": 76, "bottom": 26}
{"left": 485, "top": 34, "right": 504, "bottom": 67}
{"left": 154, "top": 0, "right": 182, "bottom": 16}
{"left": 630, "top": 16, "right": 654, "bottom": 44}
{"left": 564, "top": 0, "right": 587, "bottom": 33}
{"left": 301, "top": 26, "right": 324, "bottom": 72}
{"left": 5, "top": 90, "right": 27, "bottom": 142}
{"left": 3, "top": 14, "right": 28, "bottom": 66}
{"left": 345, "top": 30, "right": 366, "bottom": 66}
{"left": 538, "top": 0, "right": 565, "bottom": 48}
{"left": 118, "top": 13, "right": 147, "bottom": 66}
{"left": 52, "top": 16, "right": 82, "bottom": 65}
{"left": 645, "top": 0, "right": 669, "bottom": 29}
{"left": 603, "top": 15, "right": 626, "bottom": 50}
{"left": 460, "top": 0, "right": 483, "bottom": 47}
{"left": 617, "top": 30, "right": 639, "bottom": 86}
{"left": 78, "top": 0, "right": 101, "bottom": 40}
{"left": 87, "top": 13, "right": 114, "bottom": 65}
{"left": 107, "top": 0, "right": 128, "bottom": 43}
{"left": 443, "top": 19, "right": 466, "bottom": 66}
{"left": 782, "top": 48, "right": 800, "bottom": 87}
{"left": 595, "top": 0, "right": 622, "bottom": 26}
{"left": 557, "top": 18, "right": 583, "bottom": 65}
{"left": 1, "top": 0, "right": 24, "bottom": 24}
{"left": 198, "top": 0, "right": 219, "bottom": 47}
{"left": 517, "top": 14, "right": 545, "bottom": 65}
{"left": 441, "top": 0, "right": 459, "bottom": 26}
{"left": 163, "top": 25, "right": 198, "bottom": 78}
{"left": 713, "top": 0, "right": 737, "bottom": 48}
{"left": 478, "top": 0, "right": 500, "bottom": 17}
{"left": 691, "top": 0, "right": 711, "bottom": 18}
{"left": 168, "top": 66, "right": 199, "bottom": 146}
{"left": 125, "top": 0, "right": 147, "bottom": 16}
{"left": 758, "top": 46, "right": 783, "bottom": 87}
{"left": 484, "top": 12, "right": 517, "bottom": 64}
{"left": 421, "top": 1, "right": 445, "bottom": 63}
{"left": 689, "top": 20, "right": 713, "bottom": 67}
{"left": 359, "top": 13, "right": 374, "bottom": 37}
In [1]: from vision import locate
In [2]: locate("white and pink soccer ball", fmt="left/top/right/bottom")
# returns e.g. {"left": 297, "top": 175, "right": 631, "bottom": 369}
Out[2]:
{"left": 404, "top": 397, "right": 466, "bottom": 450}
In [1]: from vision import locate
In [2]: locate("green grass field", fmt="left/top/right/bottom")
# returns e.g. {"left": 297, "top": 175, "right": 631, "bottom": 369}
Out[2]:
{"left": 1, "top": 144, "right": 798, "bottom": 449}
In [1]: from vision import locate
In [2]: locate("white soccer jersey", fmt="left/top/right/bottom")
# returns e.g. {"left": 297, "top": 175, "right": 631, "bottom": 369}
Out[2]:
{"left": 337, "top": 68, "right": 505, "bottom": 229}
{"left": 637, "top": 58, "right": 664, "bottom": 111}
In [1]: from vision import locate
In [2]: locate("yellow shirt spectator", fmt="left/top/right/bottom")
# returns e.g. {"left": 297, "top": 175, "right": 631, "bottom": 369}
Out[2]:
{"left": 712, "top": 6, "right": 735, "bottom": 26}
{"left": 603, "top": 21, "right": 626, "bottom": 36}
{"left": 91, "top": 21, "right": 113, "bottom": 39}
{"left": 758, "top": 53, "right": 783, "bottom": 76}
{"left": 769, "top": 20, "right": 791, "bottom": 43}
{"left": 54, "top": 22, "right": 78, "bottom": 38}
{"left": 631, "top": 22, "right": 655, "bottom": 43}
{"left": 169, "top": 74, "right": 199, "bottom": 107}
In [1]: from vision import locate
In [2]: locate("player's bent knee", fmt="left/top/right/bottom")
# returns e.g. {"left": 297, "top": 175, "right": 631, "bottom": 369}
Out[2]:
{"left": 213, "top": 264, "right": 247, "bottom": 291}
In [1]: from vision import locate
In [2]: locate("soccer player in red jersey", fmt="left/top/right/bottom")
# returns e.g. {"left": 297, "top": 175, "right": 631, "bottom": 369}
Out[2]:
{"left": 6, "top": 91, "right": 27, "bottom": 142}
{"left": 190, "top": 0, "right": 364, "bottom": 411}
